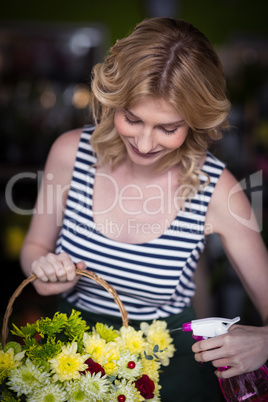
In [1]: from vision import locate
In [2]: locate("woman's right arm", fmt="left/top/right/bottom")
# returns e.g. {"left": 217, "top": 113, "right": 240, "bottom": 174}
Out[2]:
{"left": 20, "top": 128, "right": 86, "bottom": 296}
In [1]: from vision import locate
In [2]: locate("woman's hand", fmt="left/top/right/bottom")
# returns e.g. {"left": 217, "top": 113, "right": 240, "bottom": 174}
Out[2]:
{"left": 192, "top": 324, "right": 268, "bottom": 378}
{"left": 30, "top": 252, "right": 86, "bottom": 296}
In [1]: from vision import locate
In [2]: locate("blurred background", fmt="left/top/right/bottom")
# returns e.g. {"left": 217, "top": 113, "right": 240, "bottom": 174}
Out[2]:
{"left": 1, "top": 0, "right": 268, "bottom": 337}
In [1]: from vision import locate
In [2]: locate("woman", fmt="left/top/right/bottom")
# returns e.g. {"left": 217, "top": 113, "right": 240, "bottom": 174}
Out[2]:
{"left": 20, "top": 18, "right": 268, "bottom": 401}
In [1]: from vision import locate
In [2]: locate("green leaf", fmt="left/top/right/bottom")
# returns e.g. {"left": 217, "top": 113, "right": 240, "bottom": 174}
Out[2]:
{"left": 111, "top": 384, "right": 119, "bottom": 391}
{"left": 159, "top": 348, "right": 167, "bottom": 353}
{"left": 108, "top": 376, "right": 116, "bottom": 382}
{"left": 11, "top": 323, "right": 37, "bottom": 339}
{"left": 144, "top": 351, "right": 153, "bottom": 360}
{"left": 153, "top": 345, "right": 159, "bottom": 353}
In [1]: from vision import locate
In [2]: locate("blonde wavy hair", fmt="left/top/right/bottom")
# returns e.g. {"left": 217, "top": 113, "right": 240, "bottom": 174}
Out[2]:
{"left": 90, "top": 17, "right": 231, "bottom": 201}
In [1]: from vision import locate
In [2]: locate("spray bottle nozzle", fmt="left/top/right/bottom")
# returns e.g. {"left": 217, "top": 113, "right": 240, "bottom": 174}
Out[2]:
{"left": 182, "top": 322, "right": 192, "bottom": 332}
{"left": 170, "top": 316, "right": 240, "bottom": 338}
{"left": 182, "top": 316, "right": 240, "bottom": 339}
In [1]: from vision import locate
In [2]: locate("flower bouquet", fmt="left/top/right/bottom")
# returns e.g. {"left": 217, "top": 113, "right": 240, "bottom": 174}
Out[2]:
{"left": 0, "top": 270, "right": 175, "bottom": 402}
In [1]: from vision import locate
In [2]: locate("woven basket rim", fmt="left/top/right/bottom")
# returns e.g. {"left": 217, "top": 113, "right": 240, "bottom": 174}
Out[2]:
{"left": 2, "top": 268, "right": 129, "bottom": 345}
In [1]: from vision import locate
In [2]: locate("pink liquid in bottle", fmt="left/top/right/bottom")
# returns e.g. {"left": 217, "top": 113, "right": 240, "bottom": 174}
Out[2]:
{"left": 218, "top": 365, "right": 268, "bottom": 401}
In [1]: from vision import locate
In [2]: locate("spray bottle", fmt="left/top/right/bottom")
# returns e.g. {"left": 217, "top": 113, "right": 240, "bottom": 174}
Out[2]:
{"left": 179, "top": 316, "right": 268, "bottom": 401}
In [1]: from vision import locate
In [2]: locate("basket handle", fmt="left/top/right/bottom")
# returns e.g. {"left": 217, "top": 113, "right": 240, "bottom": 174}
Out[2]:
{"left": 2, "top": 268, "right": 129, "bottom": 345}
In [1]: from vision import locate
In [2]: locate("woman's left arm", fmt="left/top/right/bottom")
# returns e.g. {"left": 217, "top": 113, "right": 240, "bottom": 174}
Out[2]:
{"left": 193, "top": 168, "right": 268, "bottom": 378}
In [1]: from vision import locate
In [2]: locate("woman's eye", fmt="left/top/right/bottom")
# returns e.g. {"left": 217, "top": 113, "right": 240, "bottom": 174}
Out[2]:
{"left": 124, "top": 114, "right": 140, "bottom": 125}
{"left": 161, "top": 127, "right": 178, "bottom": 135}
{"left": 123, "top": 112, "right": 180, "bottom": 134}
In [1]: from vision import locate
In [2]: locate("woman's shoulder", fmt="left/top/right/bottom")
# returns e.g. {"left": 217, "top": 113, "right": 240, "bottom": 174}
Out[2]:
{"left": 53, "top": 125, "right": 95, "bottom": 151}
{"left": 44, "top": 128, "right": 84, "bottom": 182}
{"left": 52, "top": 127, "right": 83, "bottom": 153}
{"left": 49, "top": 126, "right": 94, "bottom": 164}
{"left": 205, "top": 167, "right": 251, "bottom": 235}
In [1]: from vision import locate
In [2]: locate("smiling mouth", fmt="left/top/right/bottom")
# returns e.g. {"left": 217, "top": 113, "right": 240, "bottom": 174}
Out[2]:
{"left": 130, "top": 143, "right": 161, "bottom": 158}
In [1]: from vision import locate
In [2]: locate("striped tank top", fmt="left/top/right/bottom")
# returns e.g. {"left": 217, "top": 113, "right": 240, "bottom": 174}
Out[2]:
{"left": 56, "top": 125, "right": 225, "bottom": 320}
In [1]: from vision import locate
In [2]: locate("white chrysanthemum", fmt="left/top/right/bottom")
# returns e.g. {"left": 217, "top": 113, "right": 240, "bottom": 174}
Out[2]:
{"left": 109, "top": 379, "right": 143, "bottom": 402}
{"left": 66, "top": 380, "right": 89, "bottom": 402}
{"left": 27, "top": 382, "right": 66, "bottom": 402}
{"left": 7, "top": 358, "right": 50, "bottom": 396}
{"left": 76, "top": 371, "right": 110, "bottom": 401}
{"left": 116, "top": 351, "right": 143, "bottom": 380}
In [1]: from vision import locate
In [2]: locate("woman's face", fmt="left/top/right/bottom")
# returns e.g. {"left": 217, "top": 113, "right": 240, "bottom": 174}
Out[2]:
{"left": 114, "top": 97, "right": 189, "bottom": 168}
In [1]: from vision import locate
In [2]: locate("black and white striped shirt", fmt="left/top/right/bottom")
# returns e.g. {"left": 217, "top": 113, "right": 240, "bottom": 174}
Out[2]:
{"left": 56, "top": 126, "right": 225, "bottom": 320}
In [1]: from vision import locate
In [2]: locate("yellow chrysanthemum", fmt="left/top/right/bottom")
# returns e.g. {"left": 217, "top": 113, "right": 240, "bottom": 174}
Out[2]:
{"left": 142, "top": 320, "right": 176, "bottom": 366}
{"left": 0, "top": 348, "right": 25, "bottom": 383}
{"left": 48, "top": 342, "right": 89, "bottom": 382}
{"left": 83, "top": 333, "right": 106, "bottom": 363}
{"left": 117, "top": 326, "right": 146, "bottom": 354}
{"left": 152, "top": 381, "right": 162, "bottom": 401}
{"left": 141, "top": 354, "right": 161, "bottom": 383}
{"left": 101, "top": 342, "right": 120, "bottom": 376}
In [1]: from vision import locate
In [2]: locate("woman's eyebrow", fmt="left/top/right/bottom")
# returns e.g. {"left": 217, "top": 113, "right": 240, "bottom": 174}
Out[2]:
{"left": 124, "top": 109, "right": 140, "bottom": 119}
{"left": 158, "top": 120, "right": 185, "bottom": 128}
{"left": 125, "top": 108, "right": 185, "bottom": 126}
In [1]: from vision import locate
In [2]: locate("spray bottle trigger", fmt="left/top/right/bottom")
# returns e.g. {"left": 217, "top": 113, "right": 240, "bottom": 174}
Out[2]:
{"left": 221, "top": 316, "right": 240, "bottom": 331}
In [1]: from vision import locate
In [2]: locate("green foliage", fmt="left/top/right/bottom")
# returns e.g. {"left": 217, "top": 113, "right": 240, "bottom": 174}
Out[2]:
{"left": 11, "top": 323, "right": 37, "bottom": 339}
{"left": 9, "top": 310, "right": 90, "bottom": 361}
{"left": 144, "top": 345, "right": 168, "bottom": 361}
{"left": 3, "top": 342, "right": 22, "bottom": 354}
{"left": 95, "top": 322, "right": 118, "bottom": 342}
{"left": 144, "top": 351, "right": 153, "bottom": 361}
{"left": 25, "top": 339, "right": 63, "bottom": 367}
{"left": 1, "top": 385, "right": 22, "bottom": 401}
{"left": 64, "top": 310, "right": 89, "bottom": 345}
{"left": 36, "top": 312, "right": 68, "bottom": 338}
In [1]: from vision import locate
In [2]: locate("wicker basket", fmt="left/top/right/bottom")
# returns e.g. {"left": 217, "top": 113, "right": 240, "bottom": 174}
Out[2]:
{"left": 2, "top": 268, "right": 129, "bottom": 345}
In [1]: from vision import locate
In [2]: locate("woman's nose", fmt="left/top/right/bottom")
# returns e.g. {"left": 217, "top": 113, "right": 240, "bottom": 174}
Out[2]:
{"left": 136, "top": 128, "right": 154, "bottom": 153}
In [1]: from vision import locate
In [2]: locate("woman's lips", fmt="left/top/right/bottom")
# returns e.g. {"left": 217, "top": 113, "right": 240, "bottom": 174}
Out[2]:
{"left": 130, "top": 143, "right": 161, "bottom": 158}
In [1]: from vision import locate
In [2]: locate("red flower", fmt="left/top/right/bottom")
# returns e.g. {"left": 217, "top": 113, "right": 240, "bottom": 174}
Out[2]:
{"left": 81, "top": 358, "right": 105, "bottom": 377}
{"left": 135, "top": 374, "right": 155, "bottom": 399}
